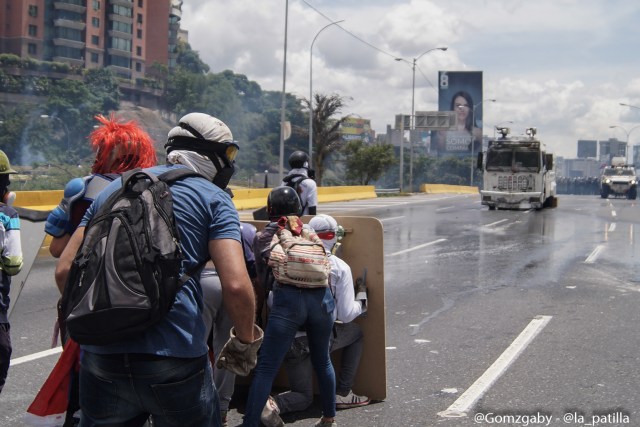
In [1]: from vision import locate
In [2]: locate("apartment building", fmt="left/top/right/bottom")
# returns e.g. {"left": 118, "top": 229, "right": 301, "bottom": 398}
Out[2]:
{"left": 0, "top": 0, "right": 183, "bottom": 80}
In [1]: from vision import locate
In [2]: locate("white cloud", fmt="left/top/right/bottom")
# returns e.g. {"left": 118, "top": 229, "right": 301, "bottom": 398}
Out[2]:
{"left": 181, "top": 0, "right": 640, "bottom": 158}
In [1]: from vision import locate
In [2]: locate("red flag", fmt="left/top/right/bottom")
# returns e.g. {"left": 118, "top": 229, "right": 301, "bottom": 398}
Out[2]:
{"left": 24, "top": 339, "right": 80, "bottom": 426}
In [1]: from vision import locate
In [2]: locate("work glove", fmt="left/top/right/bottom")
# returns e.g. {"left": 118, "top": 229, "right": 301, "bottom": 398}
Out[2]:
{"left": 216, "top": 325, "right": 264, "bottom": 376}
{"left": 355, "top": 276, "right": 368, "bottom": 314}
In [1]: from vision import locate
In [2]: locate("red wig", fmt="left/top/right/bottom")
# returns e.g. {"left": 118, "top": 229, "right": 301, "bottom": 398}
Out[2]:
{"left": 90, "top": 114, "right": 157, "bottom": 174}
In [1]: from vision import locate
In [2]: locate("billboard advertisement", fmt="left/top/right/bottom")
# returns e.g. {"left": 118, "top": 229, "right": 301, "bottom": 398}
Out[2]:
{"left": 431, "top": 71, "right": 483, "bottom": 157}
{"left": 577, "top": 139, "right": 597, "bottom": 158}
{"left": 341, "top": 117, "right": 374, "bottom": 143}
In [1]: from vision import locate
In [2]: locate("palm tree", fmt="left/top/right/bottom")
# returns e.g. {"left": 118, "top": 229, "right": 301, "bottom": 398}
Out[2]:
{"left": 305, "top": 93, "right": 349, "bottom": 186}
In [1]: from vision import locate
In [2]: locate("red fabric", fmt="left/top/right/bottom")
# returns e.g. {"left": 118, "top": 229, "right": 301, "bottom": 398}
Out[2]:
{"left": 26, "top": 339, "right": 80, "bottom": 421}
{"left": 277, "top": 215, "right": 303, "bottom": 235}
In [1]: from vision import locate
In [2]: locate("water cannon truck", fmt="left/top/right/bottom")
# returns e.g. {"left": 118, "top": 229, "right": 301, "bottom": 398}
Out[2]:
{"left": 477, "top": 127, "right": 557, "bottom": 210}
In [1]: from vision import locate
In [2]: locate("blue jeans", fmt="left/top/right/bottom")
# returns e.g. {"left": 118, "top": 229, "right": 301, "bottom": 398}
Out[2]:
{"left": 243, "top": 285, "right": 336, "bottom": 426}
{"left": 275, "top": 322, "right": 364, "bottom": 414}
{"left": 79, "top": 352, "right": 219, "bottom": 427}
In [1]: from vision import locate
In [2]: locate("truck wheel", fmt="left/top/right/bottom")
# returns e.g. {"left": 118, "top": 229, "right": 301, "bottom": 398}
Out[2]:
{"left": 628, "top": 188, "right": 637, "bottom": 200}
{"left": 488, "top": 205, "right": 496, "bottom": 210}
{"left": 600, "top": 189, "right": 609, "bottom": 199}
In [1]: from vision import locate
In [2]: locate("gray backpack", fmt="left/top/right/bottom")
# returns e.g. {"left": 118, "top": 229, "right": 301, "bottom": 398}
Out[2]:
{"left": 60, "top": 168, "right": 203, "bottom": 345}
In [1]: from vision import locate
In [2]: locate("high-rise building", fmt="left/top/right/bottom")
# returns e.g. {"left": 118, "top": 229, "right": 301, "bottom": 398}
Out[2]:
{"left": 0, "top": 0, "right": 183, "bottom": 80}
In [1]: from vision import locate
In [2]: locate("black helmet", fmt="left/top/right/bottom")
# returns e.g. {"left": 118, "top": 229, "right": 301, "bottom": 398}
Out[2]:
{"left": 288, "top": 151, "right": 309, "bottom": 169}
{"left": 267, "top": 186, "right": 301, "bottom": 219}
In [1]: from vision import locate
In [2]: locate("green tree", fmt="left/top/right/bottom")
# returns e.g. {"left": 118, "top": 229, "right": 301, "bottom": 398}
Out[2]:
{"left": 344, "top": 140, "right": 396, "bottom": 185}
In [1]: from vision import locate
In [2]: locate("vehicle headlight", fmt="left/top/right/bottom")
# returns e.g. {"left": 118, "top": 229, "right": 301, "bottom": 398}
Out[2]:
{"left": 632, "top": 180, "right": 637, "bottom": 185}
{"left": 604, "top": 179, "right": 611, "bottom": 184}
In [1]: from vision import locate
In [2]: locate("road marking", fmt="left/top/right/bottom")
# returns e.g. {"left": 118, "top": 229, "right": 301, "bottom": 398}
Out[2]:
{"left": 438, "top": 315, "right": 552, "bottom": 418}
{"left": 380, "top": 216, "right": 404, "bottom": 222}
{"left": 484, "top": 219, "right": 509, "bottom": 227}
{"left": 10, "top": 346, "right": 62, "bottom": 366}
{"left": 436, "top": 206, "right": 454, "bottom": 211}
{"left": 609, "top": 223, "right": 616, "bottom": 232}
{"left": 389, "top": 238, "right": 447, "bottom": 257}
{"left": 585, "top": 244, "right": 605, "bottom": 263}
{"left": 612, "top": 210, "right": 617, "bottom": 217}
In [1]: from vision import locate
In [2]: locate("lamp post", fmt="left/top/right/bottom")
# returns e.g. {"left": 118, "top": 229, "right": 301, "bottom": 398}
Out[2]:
{"left": 309, "top": 19, "right": 344, "bottom": 169}
{"left": 620, "top": 102, "right": 640, "bottom": 110}
{"left": 609, "top": 125, "right": 640, "bottom": 165}
{"left": 395, "top": 46, "right": 447, "bottom": 192}
{"left": 40, "top": 114, "right": 70, "bottom": 152}
{"left": 278, "top": 0, "right": 289, "bottom": 182}
{"left": 469, "top": 99, "right": 495, "bottom": 186}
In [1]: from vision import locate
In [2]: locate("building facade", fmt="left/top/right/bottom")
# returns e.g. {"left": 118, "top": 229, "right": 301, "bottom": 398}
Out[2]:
{"left": 0, "top": 0, "right": 182, "bottom": 80}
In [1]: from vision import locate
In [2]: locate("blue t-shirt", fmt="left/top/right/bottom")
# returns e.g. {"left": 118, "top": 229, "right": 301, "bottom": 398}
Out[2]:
{"left": 80, "top": 165, "right": 241, "bottom": 357}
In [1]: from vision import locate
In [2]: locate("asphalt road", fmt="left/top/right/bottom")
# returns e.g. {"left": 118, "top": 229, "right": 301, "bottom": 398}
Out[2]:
{"left": 3, "top": 193, "right": 640, "bottom": 427}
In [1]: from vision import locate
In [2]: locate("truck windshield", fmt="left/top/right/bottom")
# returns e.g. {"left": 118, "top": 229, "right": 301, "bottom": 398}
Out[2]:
{"left": 486, "top": 149, "right": 540, "bottom": 172}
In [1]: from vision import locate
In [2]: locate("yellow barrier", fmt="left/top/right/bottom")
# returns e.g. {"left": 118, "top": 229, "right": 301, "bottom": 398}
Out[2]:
{"left": 13, "top": 190, "right": 63, "bottom": 211}
{"left": 420, "top": 183, "right": 478, "bottom": 194}
{"left": 14, "top": 185, "right": 378, "bottom": 212}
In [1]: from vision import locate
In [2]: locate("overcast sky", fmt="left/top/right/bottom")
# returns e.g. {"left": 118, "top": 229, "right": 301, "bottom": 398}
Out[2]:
{"left": 180, "top": 0, "right": 640, "bottom": 158}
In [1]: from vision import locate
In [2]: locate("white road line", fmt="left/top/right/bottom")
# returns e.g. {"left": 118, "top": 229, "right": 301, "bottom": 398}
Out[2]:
{"left": 484, "top": 219, "right": 509, "bottom": 227}
{"left": 389, "top": 238, "right": 447, "bottom": 257}
{"left": 612, "top": 210, "right": 617, "bottom": 217}
{"left": 585, "top": 244, "right": 605, "bottom": 264}
{"left": 380, "top": 216, "right": 404, "bottom": 222}
{"left": 10, "top": 346, "right": 62, "bottom": 366}
{"left": 436, "top": 206, "right": 454, "bottom": 212}
{"left": 609, "top": 223, "right": 616, "bottom": 232}
{"left": 438, "top": 315, "right": 552, "bottom": 418}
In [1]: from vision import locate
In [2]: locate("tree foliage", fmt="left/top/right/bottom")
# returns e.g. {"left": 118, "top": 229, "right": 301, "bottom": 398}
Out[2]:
{"left": 344, "top": 140, "right": 396, "bottom": 185}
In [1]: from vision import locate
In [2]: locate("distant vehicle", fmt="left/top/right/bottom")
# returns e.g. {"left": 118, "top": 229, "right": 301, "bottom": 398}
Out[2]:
{"left": 599, "top": 157, "right": 637, "bottom": 199}
{"left": 477, "top": 127, "right": 557, "bottom": 210}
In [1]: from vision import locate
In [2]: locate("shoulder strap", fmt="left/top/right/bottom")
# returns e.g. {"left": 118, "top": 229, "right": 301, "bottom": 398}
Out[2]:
{"left": 158, "top": 167, "right": 206, "bottom": 184}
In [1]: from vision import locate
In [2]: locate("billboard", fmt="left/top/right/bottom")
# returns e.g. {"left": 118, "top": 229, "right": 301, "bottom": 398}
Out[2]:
{"left": 431, "top": 71, "right": 483, "bottom": 157}
{"left": 577, "top": 139, "right": 597, "bottom": 158}
{"left": 340, "top": 117, "right": 374, "bottom": 143}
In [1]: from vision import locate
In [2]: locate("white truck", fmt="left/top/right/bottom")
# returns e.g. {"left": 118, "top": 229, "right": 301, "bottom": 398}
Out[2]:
{"left": 478, "top": 127, "right": 557, "bottom": 210}
{"left": 599, "top": 157, "right": 637, "bottom": 199}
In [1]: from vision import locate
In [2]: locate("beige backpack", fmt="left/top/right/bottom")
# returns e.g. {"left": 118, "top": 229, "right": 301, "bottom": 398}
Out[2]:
{"left": 268, "top": 226, "right": 330, "bottom": 288}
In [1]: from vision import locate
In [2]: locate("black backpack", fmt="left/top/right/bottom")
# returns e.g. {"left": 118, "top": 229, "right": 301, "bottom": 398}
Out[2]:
{"left": 60, "top": 168, "right": 204, "bottom": 345}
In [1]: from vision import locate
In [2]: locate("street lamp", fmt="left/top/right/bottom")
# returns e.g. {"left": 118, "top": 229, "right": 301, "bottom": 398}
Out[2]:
{"left": 620, "top": 102, "right": 640, "bottom": 110}
{"left": 278, "top": 0, "right": 289, "bottom": 182}
{"left": 469, "top": 99, "right": 496, "bottom": 186}
{"left": 396, "top": 46, "right": 448, "bottom": 192}
{"left": 309, "top": 19, "right": 344, "bottom": 169}
{"left": 40, "top": 114, "right": 70, "bottom": 152}
{"left": 609, "top": 125, "right": 640, "bottom": 164}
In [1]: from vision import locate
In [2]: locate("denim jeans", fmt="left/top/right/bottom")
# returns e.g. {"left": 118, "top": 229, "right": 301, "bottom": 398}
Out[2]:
{"left": 243, "top": 285, "right": 336, "bottom": 426}
{"left": 275, "top": 322, "right": 364, "bottom": 413}
{"left": 79, "top": 351, "right": 219, "bottom": 427}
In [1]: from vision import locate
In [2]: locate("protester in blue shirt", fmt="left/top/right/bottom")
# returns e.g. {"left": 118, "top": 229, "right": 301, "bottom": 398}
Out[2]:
{"left": 54, "top": 113, "right": 262, "bottom": 427}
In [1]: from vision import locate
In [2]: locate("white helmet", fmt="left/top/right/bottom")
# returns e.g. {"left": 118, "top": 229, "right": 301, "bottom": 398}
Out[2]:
{"left": 309, "top": 214, "right": 339, "bottom": 252}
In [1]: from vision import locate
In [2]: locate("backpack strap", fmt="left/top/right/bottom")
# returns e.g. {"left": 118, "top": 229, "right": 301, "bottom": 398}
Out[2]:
{"left": 158, "top": 167, "right": 207, "bottom": 184}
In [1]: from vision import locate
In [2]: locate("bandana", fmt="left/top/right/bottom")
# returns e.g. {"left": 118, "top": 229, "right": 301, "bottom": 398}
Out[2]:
{"left": 166, "top": 149, "right": 217, "bottom": 181}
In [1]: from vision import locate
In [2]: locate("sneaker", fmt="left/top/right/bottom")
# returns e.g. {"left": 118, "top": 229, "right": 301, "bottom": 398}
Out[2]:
{"left": 220, "top": 409, "right": 228, "bottom": 427}
{"left": 260, "top": 396, "right": 284, "bottom": 427}
{"left": 313, "top": 418, "right": 337, "bottom": 427}
{"left": 335, "top": 391, "right": 370, "bottom": 409}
